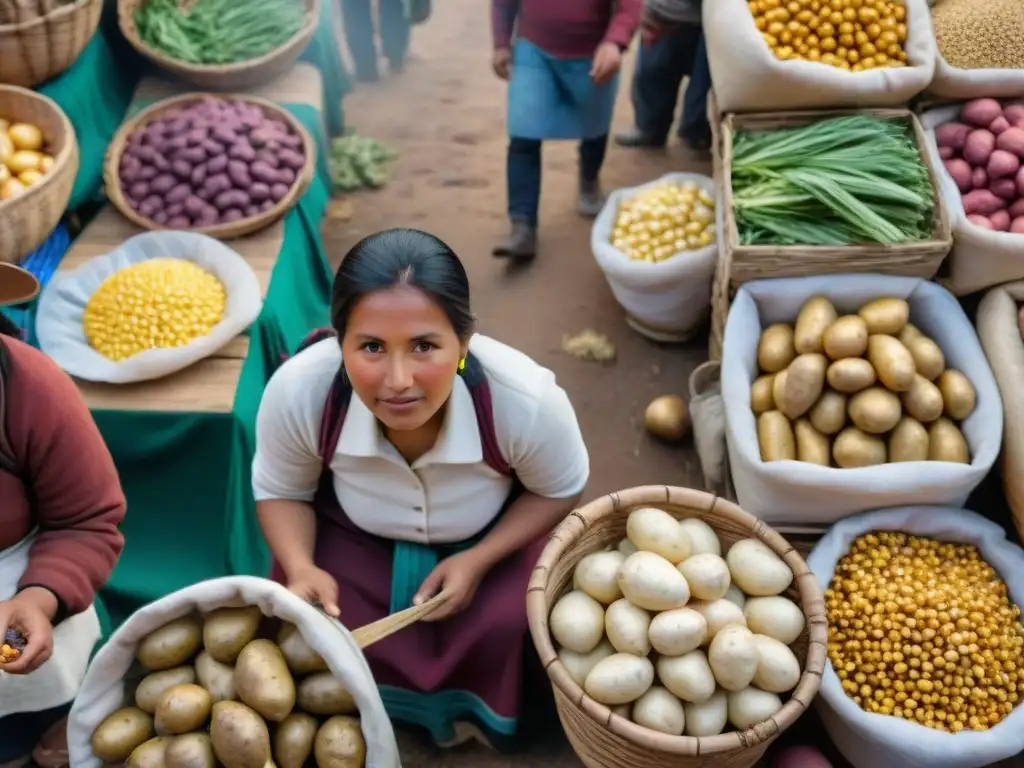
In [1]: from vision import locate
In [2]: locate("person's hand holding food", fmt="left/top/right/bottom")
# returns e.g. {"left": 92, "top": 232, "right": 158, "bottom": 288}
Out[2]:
{"left": 0, "top": 586, "right": 58, "bottom": 674}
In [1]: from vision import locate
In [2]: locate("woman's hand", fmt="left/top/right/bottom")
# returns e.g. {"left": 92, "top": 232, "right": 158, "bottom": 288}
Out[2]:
{"left": 413, "top": 549, "right": 491, "bottom": 622}
{"left": 492, "top": 47, "right": 512, "bottom": 80}
{"left": 0, "top": 587, "right": 57, "bottom": 675}
{"left": 591, "top": 42, "right": 623, "bottom": 84}
{"left": 286, "top": 565, "right": 340, "bottom": 617}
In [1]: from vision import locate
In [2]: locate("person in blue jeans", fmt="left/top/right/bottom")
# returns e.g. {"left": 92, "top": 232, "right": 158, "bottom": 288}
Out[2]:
{"left": 342, "top": 0, "right": 411, "bottom": 81}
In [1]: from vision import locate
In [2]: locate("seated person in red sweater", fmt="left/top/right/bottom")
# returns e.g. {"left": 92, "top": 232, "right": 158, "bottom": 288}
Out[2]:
{"left": 491, "top": 0, "right": 642, "bottom": 261}
{"left": 0, "top": 263, "right": 126, "bottom": 768}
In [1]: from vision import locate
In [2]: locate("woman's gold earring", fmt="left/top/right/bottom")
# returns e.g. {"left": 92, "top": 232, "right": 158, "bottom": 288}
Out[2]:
{"left": 458, "top": 357, "right": 466, "bottom": 372}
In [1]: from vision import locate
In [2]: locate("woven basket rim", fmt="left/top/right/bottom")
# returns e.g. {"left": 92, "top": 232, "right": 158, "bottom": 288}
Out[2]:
{"left": 0, "top": 0, "right": 98, "bottom": 33}
{"left": 526, "top": 485, "right": 828, "bottom": 757}
{"left": 117, "top": 0, "right": 319, "bottom": 75}
{"left": 103, "top": 92, "right": 317, "bottom": 239}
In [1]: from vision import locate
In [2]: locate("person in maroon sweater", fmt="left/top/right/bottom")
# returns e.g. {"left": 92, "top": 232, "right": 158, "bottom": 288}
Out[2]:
{"left": 491, "top": 0, "right": 642, "bottom": 260}
{"left": 0, "top": 264, "right": 126, "bottom": 768}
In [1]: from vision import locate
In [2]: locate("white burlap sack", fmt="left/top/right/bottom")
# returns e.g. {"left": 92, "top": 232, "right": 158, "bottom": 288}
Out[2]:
{"left": 807, "top": 506, "right": 1024, "bottom": 768}
{"left": 921, "top": 105, "right": 1024, "bottom": 296}
{"left": 67, "top": 576, "right": 401, "bottom": 768}
{"left": 929, "top": 50, "right": 1024, "bottom": 101}
{"left": 721, "top": 275, "right": 1002, "bottom": 524}
{"left": 36, "top": 231, "right": 262, "bottom": 383}
{"left": 704, "top": 0, "right": 936, "bottom": 113}
{"left": 591, "top": 172, "right": 717, "bottom": 335}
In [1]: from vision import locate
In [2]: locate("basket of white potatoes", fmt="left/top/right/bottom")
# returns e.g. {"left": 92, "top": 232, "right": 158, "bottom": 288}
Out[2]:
{"left": 527, "top": 486, "right": 827, "bottom": 768}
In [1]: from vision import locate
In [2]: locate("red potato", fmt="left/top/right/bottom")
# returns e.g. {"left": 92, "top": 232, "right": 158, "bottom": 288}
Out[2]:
{"left": 968, "top": 214, "right": 995, "bottom": 229}
{"left": 997, "top": 127, "right": 1024, "bottom": 157}
{"left": 1005, "top": 105, "right": 1024, "bottom": 127}
{"left": 1017, "top": 165, "right": 1024, "bottom": 196}
{"left": 772, "top": 745, "right": 833, "bottom": 768}
{"left": 1010, "top": 198, "right": 1024, "bottom": 218}
{"left": 935, "top": 122, "right": 972, "bottom": 150}
{"left": 972, "top": 167, "right": 989, "bottom": 189}
{"left": 962, "top": 189, "right": 1007, "bottom": 215}
{"left": 990, "top": 178, "right": 1017, "bottom": 199}
{"left": 991, "top": 209, "right": 1011, "bottom": 231}
{"left": 965, "top": 129, "right": 997, "bottom": 166}
{"left": 939, "top": 146, "right": 954, "bottom": 159}
{"left": 943, "top": 158, "right": 972, "bottom": 192}
{"left": 1013, "top": 217, "right": 1024, "bottom": 234}
{"left": 961, "top": 98, "right": 1004, "bottom": 127}
{"left": 991, "top": 116, "right": 1011, "bottom": 135}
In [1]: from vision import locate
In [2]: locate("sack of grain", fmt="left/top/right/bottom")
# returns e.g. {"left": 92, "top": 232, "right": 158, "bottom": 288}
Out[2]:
{"left": 720, "top": 275, "right": 1002, "bottom": 525}
{"left": 704, "top": 0, "right": 936, "bottom": 113}
{"left": 928, "top": 0, "right": 1024, "bottom": 100}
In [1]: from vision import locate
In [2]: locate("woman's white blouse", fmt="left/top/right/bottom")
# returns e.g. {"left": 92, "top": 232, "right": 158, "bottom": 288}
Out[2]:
{"left": 252, "top": 334, "right": 590, "bottom": 544}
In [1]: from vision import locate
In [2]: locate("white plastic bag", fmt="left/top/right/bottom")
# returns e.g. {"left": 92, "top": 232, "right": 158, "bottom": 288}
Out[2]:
{"left": 591, "top": 172, "right": 717, "bottom": 336}
{"left": 704, "top": 0, "right": 936, "bottom": 113}
{"left": 36, "top": 231, "right": 263, "bottom": 383}
{"left": 67, "top": 576, "right": 401, "bottom": 768}
{"left": 807, "top": 506, "right": 1024, "bottom": 768}
{"left": 721, "top": 275, "right": 1002, "bottom": 524}
{"left": 920, "top": 105, "right": 1024, "bottom": 296}
{"left": 928, "top": 49, "right": 1024, "bottom": 101}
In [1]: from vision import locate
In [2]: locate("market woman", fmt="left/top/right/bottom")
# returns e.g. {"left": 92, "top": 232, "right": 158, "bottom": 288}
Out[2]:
{"left": 253, "top": 228, "right": 589, "bottom": 749}
{"left": 0, "top": 264, "right": 126, "bottom": 768}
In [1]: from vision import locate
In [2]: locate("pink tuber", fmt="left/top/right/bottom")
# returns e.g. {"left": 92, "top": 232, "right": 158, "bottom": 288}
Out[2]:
{"left": 968, "top": 214, "right": 995, "bottom": 229}
{"left": 961, "top": 98, "right": 1004, "bottom": 127}
{"left": 991, "top": 209, "right": 1011, "bottom": 231}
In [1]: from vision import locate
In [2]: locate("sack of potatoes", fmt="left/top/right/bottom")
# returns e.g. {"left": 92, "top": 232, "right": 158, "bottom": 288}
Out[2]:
{"left": 721, "top": 275, "right": 1003, "bottom": 525}
{"left": 66, "top": 576, "right": 400, "bottom": 768}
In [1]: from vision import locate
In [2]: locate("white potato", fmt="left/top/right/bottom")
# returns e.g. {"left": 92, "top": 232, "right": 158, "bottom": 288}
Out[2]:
{"left": 648, "top": 608, "right": 707, "bottom": 656}
{"left": 678, "top": 553, "right": 731, "bottom": 601}
{"left": 656, "top": 651, "right": 716, "bottom": 704}
{"left": 584, "top": 653, "right": 655, "bottom": 705}
{"left": 605, "top": 599, "right": 652, "bottom": 656}
{"left": 722, "top": 584, "right": 746, "bottom": 610}
{"left": 550, "top": 590, "right": 605, "bottom": 653}
{"left": 743, "top": 596, "right": 805, "bottom": 646}
{"left": 679, "top": 519, "right": 721, "bottom": 556}
{"left": 726, "top": 539, "right": 793, "bottom": 597}
{"left": 574, "top": 551, "right": 626, "bottom": 604}
{"left": 684, "top": 689, "right": 728, "bottom": 737}
{"left": 631, "top": 686, "right": 686, "bottom": 736}
{"left": 689, "top": 599, "right": 746, "bottom": 644}
{"left": 618, "top": 552, "right": 691, "bottom": 611}
{"left": 617, "top": 538, "right": 639, "bottom": 557}
{"left": 727, "top": 687, "right": 783, "bottom": 730}
{"left": 708, "top": 625, "right": 758, "bottom": 692}
{"left": 627, "top": 507, "right": 691, "bottom": 563}
{"left": 558, "top": 641, "right": 616, "bottom": 686}
{"left": 751, "top": 635, "right": 801, "bottom": 693}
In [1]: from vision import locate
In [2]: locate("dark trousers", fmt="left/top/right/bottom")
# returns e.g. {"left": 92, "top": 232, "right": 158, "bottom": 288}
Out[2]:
{"left": 632, "top": 24, "right": 712, "bottom": 144}
{"left": 342, "top": 0, "right": 410, "bottom": 77}
{"left": 507, "top": 136, "right": 608, "bottom": 225}
{"left": 0, "top": 702, "right": 71, "bottom": 762}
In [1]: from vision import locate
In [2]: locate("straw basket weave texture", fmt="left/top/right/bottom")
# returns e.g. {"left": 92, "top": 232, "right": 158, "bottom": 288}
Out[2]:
{"left": 527, "top": 485, "right": 828, "bottom": 768}
{"left": 117, "top": 0, "right": 319, "bottom": 91}
{"left": 103, "top": 93, "right": 316, "bottom": 240}
{"left": 0, "top": 0, "right": 102, "bottom": 88}
{"left": 708, "top": 108, "right": 952, "bottom": 361}
{"left": 0, "top": 86, "right": 78, "bottom": 265}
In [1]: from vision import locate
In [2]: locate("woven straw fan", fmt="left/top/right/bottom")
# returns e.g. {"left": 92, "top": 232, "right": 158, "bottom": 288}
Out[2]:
{"left": 317, "top": 593, "right": 449, "bottom": 649}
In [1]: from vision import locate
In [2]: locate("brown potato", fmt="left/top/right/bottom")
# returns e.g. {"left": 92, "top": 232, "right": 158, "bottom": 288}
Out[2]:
{"left": 928, "top": 418, "right": 970, "bottom": 464}
{"left": 794, "top": 296, "right": 838, "bottom": 354}
{"left": 808, "top": 389, "right": 848, "bottom": 435}
{"left": 866, "top": 335, "right": 915, "bottom": 392}
{"left": 833, "top": 427, "right": 887, "bottom": 468}
{"left": 137, "top": 616, "right": 203, "bottom": 671}
{"left": 92, "top": 707, "right": 155, "bottom": 762}
{"left": 210, "top": 701, "right": 272, "bottom": 768}
{"left": 296, "top": 671, "right": 358, "bottom": 716}
{"left": 848, "top": 387, "right": 902, "bottom": 435}
{"left": 858, "top": 298, "right": 909, "bottom": 335}
{"left": 889, "top": 417, "right": 929, "bottom": 463}
{"left": 194, "top": 650, "right": 236, "bottom": 703}
{"left": 203, "top": 606, "right": 263, "bottom": 664}
{"left": 901, "top": 374, "right": 943, "bottom": 423}
{"left": 794, "top": 419, "right": 831, "bottom": 466}
{"left": 750, "top": 374, "right": 776, "bottom": 415}
{"left": 314, "top": 716, "right": 367, "bottom": 768}
{"left": 758, "top": 324, "right": 796, "bottom": 373}
{"left": 155, "top": 684, "right": 213, "bottom": 736}
{"left": 234, "top": 639, "right": 296, "bottom": 722}
{"left": 277, "top": 622, "right": 327, "bottom": 675}
{"left": 826, "top": 358, "right": 876, "bottom": 394}
{"left": 905, "top": 336, "right": 945, "bottom": 381}
{"left": 772, "top": 369, "right": 788, "bottom": 408}
{"left": 822, "top": 315, "right": 869, "bottom": 360}
{"left": 274, "top": 712, "right": 319, "bottom": 768}
{"left": 938, "top": 370, "right": 977, "bottom": 421}
{"left": 757, "top": 410, "right": 796, "bottom": 462}
{"left": 777, "top": 353, "right": 827, "bottom": 419}
{"left": 897, "top": 323, "right": 922, "bottom": 347}
{"left": 135, "top": 666, "right": 197, "bottom": 714}
{"left": 165, "top": 733, "right": 216, "bottom": 768}
{"left": 127, "top": 737, "right": 171, "bottom": 768}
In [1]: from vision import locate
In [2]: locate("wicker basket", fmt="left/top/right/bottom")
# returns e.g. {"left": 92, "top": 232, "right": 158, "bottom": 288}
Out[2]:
{"left": 527, "top": 485, "right": 828, "bottom": 768}
{"left": 103, "top": 92, "right": 316, "bottom": 240}
{"left": 0, "top": 0, "right": 102, "bottom": 88}
{"left": 117, "top": 0, "right": 319, "bottom": 91}
{"left": 709, "top": 107, "right": 953, "bottom": 361}
{"left": 0, "top": 86, "right": 78, "bottom": 264}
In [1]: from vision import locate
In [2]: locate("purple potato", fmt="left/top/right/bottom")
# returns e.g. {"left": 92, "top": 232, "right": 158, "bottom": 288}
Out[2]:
{"left": 250, "top": 161, "right": 279, "bottom": 185}
{"left": 166, "top": 135, "right": 189, "bottom": 151}
{"left": 278, "top": 168, "right": 295, "bottom": 185}
{"left": 213, "top": 189, "right": 250, "bottom": 211}
{"left": 138, "top": 166, "right": 158, "bottom": 181}
{"left": 139, "top": 195, "right": 163, "bottom": 217}
{"left": 167, "top": 216, "right": 190, "bottom": 228}
{"left": 135, "top": 146, "right": 158, "bottom": 163}
{"left": 270, "top": 183, "right": 289, "bottom": 201}
{"left": 166, "top": 203, "right": 184, "bottom": 217}
{"left": 207, "top": 155, "right": 228, "bottom": 174}
{"left": 260, "top": 199, "right": 275, "bottom": 212}
{"left": 244, "top": 204, "right": 259, "bottom": 216}
{"left": 212, "top": 126, "right": 237, "bottom": 145}
{"left": 248, "top": 182, "right": 270, "bottom": 202}
{"left": 166, "top": 184, "right": 191, "bottom": 204}
{"left": 228, "top": 141, "right": 256, "bottom": 162}
{"left": 202, "top": 139, "right": 225, "bottom": 155}
{"left": 177, "top": 147, "right": 206, "bottom": 165}
{"left": 191, "top": 164, "right": 208, "bottom": 186}
{"left": 153, "top": 210, "right": 169, "bottom": 225}
{"left": 203, "top": 173, "right": 232, "bottom": 197}
{"left": 150, "top": 174, "right": 176, "bottom": 194}
{"left": 152, "top": 153, "right": 170, "bottom": 172}
{"left": 227, "top": 160, "right": 251, "bottom": 188}
{"left": 184, "top": 196, "right": 206, "bottom": 216}
{"left": 221, "top": 208, "right": 245, "bottom": 222}
{"left": 171, "top": 160, "right": 192, "bottom": 179}
{"left": 186, "top": 127, "right": 209, "bottom": 146}
{"left": 277, "top": 149, "right": 305, "bottom": 170}
{"left": 128, "top": 182, "right": 150, "bottom": 200}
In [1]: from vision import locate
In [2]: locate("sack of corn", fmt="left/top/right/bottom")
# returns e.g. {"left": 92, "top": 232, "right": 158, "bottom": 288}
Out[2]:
{"left": 35, "top": 230, "right": 263, "bottom": 384}
{"left": 704, "top": 0, "right": 936, "bottom": 113}
{"left": 928, "top": 0, "right": 1024, "bottom": 100}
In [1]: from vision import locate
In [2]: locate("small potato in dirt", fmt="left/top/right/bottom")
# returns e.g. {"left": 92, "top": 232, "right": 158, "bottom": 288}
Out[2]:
{"left": 155, "top": 684, "right": 213, "bottom": 736}
{"left": 296, "top": 671, "right": 358, "bottom": 716}
{"left": 203, "top": 606, "right": 263, "bottom": 664}
{"left": 314, "top": 716, "right": 367, "bottom": 768}
{"left": 138, "top": 616, "right": 203, "bottom": 670}
{"left": 757, "top": 324, "right": 795, "bottom": 373}
{"left": 92, "top": 706, "right": 155, "bottom": 762}
{"left": 274, "top": 712, "right": 319, "bottom": 768}
{"left": 195, "top": 650, "right": 237, "bottom": 702}
{"left": 165, "top": 732, "right": 216, "bottom": 768}
{"left": 858, "top": 298, "right": 909, "bottom": 335}
{"left": 234, "top": 639, "right": 296, "bottom": 722}
{"left": 135, "top": 666, "right": 196, "bottom": 714}
{"left": 127, "top": 736, "right": 171, "bottom": 768}
{"left": 277, "top": 622, "right": 327, "bottom": 675}
{"left": 210, "top": 701, "right": 272, "bottom": 768}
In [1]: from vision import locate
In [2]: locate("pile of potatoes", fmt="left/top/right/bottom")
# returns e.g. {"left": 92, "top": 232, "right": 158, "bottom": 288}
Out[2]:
{"left": 90, "top": 607, "right": 366, "bottom": 768}
{"left": 752, "top": 296, "right": 978, "bottom": 468}
{"left": 549, "top": 507, "right": 807, "bottom": 738}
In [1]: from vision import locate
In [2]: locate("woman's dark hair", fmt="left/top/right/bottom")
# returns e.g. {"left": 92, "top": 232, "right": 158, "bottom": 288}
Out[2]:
{"left": 331, "top": 228, "right": 474, "bottom": 339}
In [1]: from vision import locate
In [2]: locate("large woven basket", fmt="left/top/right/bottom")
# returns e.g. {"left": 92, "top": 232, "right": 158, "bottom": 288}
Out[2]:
{"left": 103, "top": 92, "right": 316, "bottom": 240}
{"left": 709, "top": 107, "right": 953, "bottom": 361}
{"left": 0, "top": 86, "right": 78, "bottom": 264}
{"left": 527, "top": 485, "right": 828, "bottom": 768}
{"left": 117, "top": 0, "right": 319, "bottom": 90}
{"left": 0, "top": 0, "right": 102, "bottom": 88}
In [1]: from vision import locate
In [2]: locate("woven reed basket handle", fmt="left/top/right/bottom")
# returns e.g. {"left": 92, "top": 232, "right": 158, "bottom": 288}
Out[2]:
{"left": 314, "top": 593, "right": 448, "bottom": 649}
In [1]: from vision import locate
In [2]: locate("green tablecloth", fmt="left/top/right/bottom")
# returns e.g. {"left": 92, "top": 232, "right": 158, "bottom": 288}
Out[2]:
{"left": 299, "top": 0, "right": 350, "bottom": 136}
{"left": 93, "top": 103, "right": 333, "bottom": 633}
